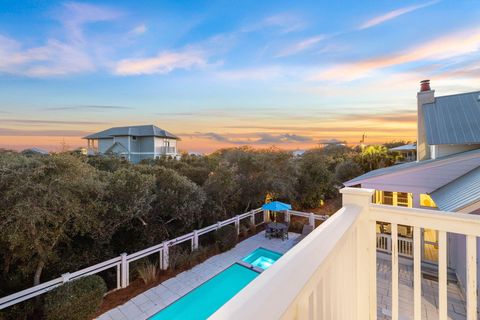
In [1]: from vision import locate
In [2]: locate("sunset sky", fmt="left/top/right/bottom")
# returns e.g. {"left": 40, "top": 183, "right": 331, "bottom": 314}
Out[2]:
{"left": 0, "top": 0, "right": 479, "bottom": 153}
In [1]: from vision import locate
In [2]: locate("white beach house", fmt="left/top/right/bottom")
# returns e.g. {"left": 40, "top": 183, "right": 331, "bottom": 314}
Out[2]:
{"left": 83, "top": 125, "right": 179, "bottom": 163}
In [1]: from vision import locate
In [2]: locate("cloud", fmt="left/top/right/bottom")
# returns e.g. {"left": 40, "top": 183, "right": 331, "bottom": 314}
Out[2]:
{"left": 115, "top": 48, "right": 207, "bottom": 75}
{"left": 358, "top": 1, "right": 439, "bottom": 30}
{"left": 276, "top": 35, "right": 327, "bottom": 57}
{"left": 128, "top": 24, "right": 147, "bottom": 36}
{"left": 215, "top": 66, "right": 284, "bottom": 81}
{"left": 257, "top": 133, "right": 313, "bottom": 144}
{"left": 0, "top": 2, "right": 123, "bottom": 77}
{"left": 45, "top": 105, "right": 133, "bottom": 111}
{"left": 0, "top": 119, "right": 110, "bottom": 125}
{"left": 194, "top": 132, "right": 313, "bottom": 145}
{"left": 243, "top": 13, "right": 306, "bottom": 34}
{"left": 311, "top": 27, "right": 480, "bottom": 81}
{"left": 0, "top": 128, "right": 89, "bottom": 136}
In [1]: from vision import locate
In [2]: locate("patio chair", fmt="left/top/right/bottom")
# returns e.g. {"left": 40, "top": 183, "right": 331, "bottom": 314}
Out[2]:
{"left": 265, "top": 225, "right": 274, "bottom": 239}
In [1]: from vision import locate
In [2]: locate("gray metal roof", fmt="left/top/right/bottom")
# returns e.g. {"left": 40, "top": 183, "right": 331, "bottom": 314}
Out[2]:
{"left": 430, "top": 166, "right": 480, "bottom": 212}
{"left": 344, "top": 160, "right": 421, "bottom": 185}
{"left": 344, "top": 148, "right": 480, "bottom": 186}
{"left": 83, "top": 125, "right": 179, "bottom": 140}
{"left": 389, "top": 144, "right": 416, "bottom": 152}
{"left": 423, "top": 91, "right": 480, "bottom": 145}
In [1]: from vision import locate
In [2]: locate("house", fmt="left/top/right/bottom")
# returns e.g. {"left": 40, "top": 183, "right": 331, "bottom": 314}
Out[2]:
{"left": 344, "top": 80, "right": 480, "bottom": 296}
{"left": 389, "top": 143, "right": 416, "bottom": 163}
{"left": 83, "top": 125, "right": 180, "bottom": 163}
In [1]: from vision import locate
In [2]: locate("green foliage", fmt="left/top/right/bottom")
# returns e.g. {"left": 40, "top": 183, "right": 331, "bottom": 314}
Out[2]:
{"left": 0, "top": 143, "right": 398, "bottom": 306}
{"left": 0, "top": 300, "right": 34, "bottom": 320}
{"left": 44, "top": 275, "right": 107, "bottom": 320}
{"left": 215, "top": 225, "right": 238, "bottom": 252}
{"left": 335, "top": 160, "right": 363, "bottom": 184}
{"left": 289, "top": 220, "right": 305, "bottom": 233}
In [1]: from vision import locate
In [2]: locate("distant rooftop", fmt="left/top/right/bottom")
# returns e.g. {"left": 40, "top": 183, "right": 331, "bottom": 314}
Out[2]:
{"left": 423, "top": 91, "right": 480, "bottom": 145}
{"left": 389, "top": 143, "right": 416, "bottom": 152}
{"left": 83, "top": 125, "right": 179, "bottom": 140}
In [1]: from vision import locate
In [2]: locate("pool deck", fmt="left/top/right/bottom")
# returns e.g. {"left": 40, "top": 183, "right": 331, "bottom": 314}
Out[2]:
{"left": 97, "top": 231, "right": 300, "bottom": 320}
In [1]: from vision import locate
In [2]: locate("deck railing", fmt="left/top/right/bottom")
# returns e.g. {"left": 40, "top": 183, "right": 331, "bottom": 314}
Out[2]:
{"left": 212, "top": 187, "right": 480, "bottom": 320}
{"left": 0, "top": 207, "right": 327, "bottom": 310}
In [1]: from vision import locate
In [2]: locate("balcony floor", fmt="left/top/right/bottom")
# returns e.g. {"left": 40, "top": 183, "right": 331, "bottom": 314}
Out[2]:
{"left": 377, "top": 256, "right": 468, "bottom": 320}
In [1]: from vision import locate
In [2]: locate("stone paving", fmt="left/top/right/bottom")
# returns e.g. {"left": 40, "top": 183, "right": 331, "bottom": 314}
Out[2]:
{"left": 97, "top": 231, "right": 300, "bottom": 320}
{"left": 377, "top": 257, "right": 468, "bottom": 320}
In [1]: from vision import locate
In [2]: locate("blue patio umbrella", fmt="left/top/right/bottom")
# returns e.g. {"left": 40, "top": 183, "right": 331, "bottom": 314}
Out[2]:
{"left": 262, "top": 201, "right": 292, "bottom": 211}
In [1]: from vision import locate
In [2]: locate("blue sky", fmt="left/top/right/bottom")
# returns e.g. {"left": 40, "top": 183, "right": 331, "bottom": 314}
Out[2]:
{"left": 0, "top": 0, "right": 479, "bottom": 152}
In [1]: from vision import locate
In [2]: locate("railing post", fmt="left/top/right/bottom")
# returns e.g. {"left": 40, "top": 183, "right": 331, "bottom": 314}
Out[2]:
{"left": 217, "top": 221, "right": 221, "bottom": 230}
{"left": 309, "top": 212, "right": 315, "bottom": 227}
{"left": 116, "top": 264, "right": 121, "bottom": 289}
{"left": 120, "top": 253, "right": 129, "bottom": 288}
{"left": 235, "top": 216, "right": 240, "bottom": 235}
{"left": 340, "top": 187, "right": 376, "bottom": 319}
{"left": 250, "top": 211, "right": 255, "bottom": 226}
{"left": 61, "top": 273, "right": 70, "bottom": 283}
{"left": 286, "top": 210, "right": 291, "bottom": 223}
{"left": 192, "top": 230, "right": 199, "bottom": 251}
{"left": 161, "top": 242, "right": 169, "bottom": 270}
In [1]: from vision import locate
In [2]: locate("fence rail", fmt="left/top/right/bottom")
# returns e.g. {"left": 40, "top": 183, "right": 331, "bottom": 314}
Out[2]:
{"left": 0, "top": 207, "right": 326, "bottom": 310}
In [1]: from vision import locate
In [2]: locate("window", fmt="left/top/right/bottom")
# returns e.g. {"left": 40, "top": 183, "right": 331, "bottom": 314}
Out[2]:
{"left": 374, "top": 190, "right": 412, "bottom": 207}
{"left": 382, "top": 191, "right": 393, "bottom": 205}
{"left": 131, "top": 136, "right": 137, "bottom": 140}
{"left": 420, "top": 194, "right": 437, "bottom": 208}
{"left": 396, "top": 192, "right": 409, "bottom": 207}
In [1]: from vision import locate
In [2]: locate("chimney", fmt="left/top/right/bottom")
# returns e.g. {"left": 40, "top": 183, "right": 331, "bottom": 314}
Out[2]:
{"left": 417, "top": 79, "right": 435, "bottom": 161}
{"left": 420, "top": 79, "right": 431, "bottom": 92}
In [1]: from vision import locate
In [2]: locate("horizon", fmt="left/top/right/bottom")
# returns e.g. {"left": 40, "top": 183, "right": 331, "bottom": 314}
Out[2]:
{"left": 1, "top": 1, "right": 479, "bottom": 153}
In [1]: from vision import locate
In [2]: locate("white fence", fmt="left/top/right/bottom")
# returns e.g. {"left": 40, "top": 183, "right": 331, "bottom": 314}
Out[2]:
{"left": 0, "top": 207, "right": 327, "bottom": 310}
{"left": 212, "top": 187, "right": 480, "bottom": 320}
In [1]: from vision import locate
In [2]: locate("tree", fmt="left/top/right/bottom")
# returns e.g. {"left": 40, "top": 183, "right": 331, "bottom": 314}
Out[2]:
{"left": 294, "top": 153, "right": 335, "bottom": 209}
{"left": 0, "top": 154, "right": 106, "bottom": 286}
{"left": 359, "top": 145, "right": 393, "bottom": 171}
{"left": 203, "top": 161, "right": 241, "bottom": 218}
{"left": 334, "top": 160, "right": 363, "bottom": 184}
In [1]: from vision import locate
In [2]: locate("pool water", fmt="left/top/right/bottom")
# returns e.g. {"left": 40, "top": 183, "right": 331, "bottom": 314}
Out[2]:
{"left": 242, "top": 247, "right": 282, "bottom": 270}
{"left": 150, "top": 248, "right": 283, "bottom": 320}
{"left": 150, "top": 263, "right": 258, "bottom": 320}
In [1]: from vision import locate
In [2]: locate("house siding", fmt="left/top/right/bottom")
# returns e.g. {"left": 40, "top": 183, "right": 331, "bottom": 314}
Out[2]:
{"left": 98, "top": 138, "right": 114, "bottom": 153}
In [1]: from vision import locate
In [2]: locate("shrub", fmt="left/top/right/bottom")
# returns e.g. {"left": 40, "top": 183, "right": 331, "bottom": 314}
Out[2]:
{"left": 239, "top": 225, "right": 249, "bottom": 238}
{"left": 0, "top": 300, "right": 34, "bottom": 320}
{"left": 215, "top": 225, "right": 238, "bottom": 252}
{"left": 44, "top": 275, "right": 107, "bottom": 320}
{"left": 289, "top": 220, "right": 304, "bottom": 233}
{"left": 137, "top": 260, "right": 158, "bottom": 284}
{"left": 168, "top": 246, "right": 191, "bottom": 271}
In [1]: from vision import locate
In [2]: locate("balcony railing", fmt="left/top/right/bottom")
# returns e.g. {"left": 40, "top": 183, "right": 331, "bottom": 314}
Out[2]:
{"left": 157, "top": 146, "right": 176, "bottom": 154}
{"left": 212, "top": 187, "right": 480, "bottom": 320}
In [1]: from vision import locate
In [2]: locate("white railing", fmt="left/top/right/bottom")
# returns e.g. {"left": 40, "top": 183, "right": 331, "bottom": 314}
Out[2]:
{"left": 0, "top": 207, "right": 326, "bottom": 310}
{"left": 212, "top": 188, "right": 480, "bottom": 320}
{"left": 376, "top": 233, "right": 413, "bottom": 257}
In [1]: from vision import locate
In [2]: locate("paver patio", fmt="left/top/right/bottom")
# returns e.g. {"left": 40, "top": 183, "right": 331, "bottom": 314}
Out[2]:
{"left": 97, "top": 231, "right": 300, "bottom": 320}
{"left": 377, "top": 257, "right": 468, "bottom": 320}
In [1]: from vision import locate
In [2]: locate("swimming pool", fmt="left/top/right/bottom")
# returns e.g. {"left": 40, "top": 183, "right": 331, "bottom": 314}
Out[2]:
{"left": 242, "top": 247, "right": 282, "bottom": 270}
{"left": 150, "top": 263, "right": 258, "bottom": 320}
{"left": 150, "top": 248, "right": 282, "bottom": 320}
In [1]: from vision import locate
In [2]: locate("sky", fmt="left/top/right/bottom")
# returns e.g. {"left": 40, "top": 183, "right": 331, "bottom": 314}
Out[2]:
{"left": 0, "top": 0, "right": 479, "bottom": 153}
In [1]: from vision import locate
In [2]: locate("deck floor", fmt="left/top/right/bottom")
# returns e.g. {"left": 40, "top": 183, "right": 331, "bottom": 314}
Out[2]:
{"left": 97, "top": 231, "right": 300, "bottom": 320}
{"left": 377, "top": 257, "right": 468, "bottom": 320}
